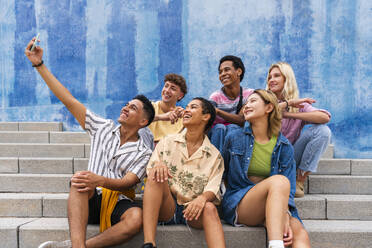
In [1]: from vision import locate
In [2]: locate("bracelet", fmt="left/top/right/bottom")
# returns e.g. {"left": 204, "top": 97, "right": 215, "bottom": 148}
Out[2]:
{"left": 32, "top": 60, "right": 44, "bottom": 67}
{"left": 284, "top": 100, "right": 289, "bottom": 111}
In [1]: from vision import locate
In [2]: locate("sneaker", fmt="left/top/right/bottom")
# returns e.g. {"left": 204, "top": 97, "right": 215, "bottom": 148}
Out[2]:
{"left": 295, "top": 180, "right": 305, "bottom": 198}
{"left": 38, "top": 240, "right": 71, "bottom": 248}
{"left": 142, "top": 242, "right": 157, "bottom": 248}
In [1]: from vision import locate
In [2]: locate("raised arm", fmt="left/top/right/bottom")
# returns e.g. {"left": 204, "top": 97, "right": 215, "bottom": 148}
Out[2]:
{"left": 24, "top": 38, "right": 86, "bottom": 128}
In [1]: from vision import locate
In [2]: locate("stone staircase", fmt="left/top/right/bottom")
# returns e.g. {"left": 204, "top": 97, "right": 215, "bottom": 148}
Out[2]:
{"left": 0, "top": 122, "right": 371, "bottom": 248}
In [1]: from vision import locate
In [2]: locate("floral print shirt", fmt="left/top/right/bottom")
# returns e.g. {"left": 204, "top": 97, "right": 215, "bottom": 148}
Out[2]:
{"left": 147, "top": 129, "right": 224, "bottom": 205}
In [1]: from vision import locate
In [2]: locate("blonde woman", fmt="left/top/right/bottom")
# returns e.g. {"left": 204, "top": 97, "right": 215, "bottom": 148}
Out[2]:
{"left": 222, "top": 90, "right": 310, "bottom": 248}
{"left": 266, "top": 62, "right": 331, "bottom": 197}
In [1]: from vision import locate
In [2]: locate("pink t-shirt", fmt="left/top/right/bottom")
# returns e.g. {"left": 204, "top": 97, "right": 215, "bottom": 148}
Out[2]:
{"left": 209, "top": 88, "right": 254, "bottom": 125}
{"left": 281, "top": 103, "right": 331, "bottom": 144}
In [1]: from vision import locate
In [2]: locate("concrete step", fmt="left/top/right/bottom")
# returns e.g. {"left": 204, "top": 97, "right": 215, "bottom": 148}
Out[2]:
{"left": 0, "top": 143, "right": 87, "bottom": 157}
{"left": 2, "top": 218, "right": 370, "bottom": 248}
{"left": 50, "top": 131, "right": 90, "bottom": 143}
{"left": 315, "top": 159, "right": 372, "bottom": 175}
{"left": 0, "top": 174, "right": 70, "bottom": 193}
{"left": 0, "top": 122, "right": 62, "bottom": 131}
{"left": 0, "top": 131, "right": 90, "bottom": 144}
{"left": 303, "top": 220, "right": 372, "bottom": 248}
{"left": 17, "top": 218, "right": 266, "bottom": 248}
{"left": 0, "top": 131, "right": 49, "bottom": 143}
{"left": 321, "top": 144, "right": 334, "bottom": 159}
{"left": 0, "top": 157, "right": 88, "bottom": 174}
{"left": 2, "top": 192, "right": 371, "bottom": 221}
{"left": 308, "top": 175, "right": 372, "bottom": 194}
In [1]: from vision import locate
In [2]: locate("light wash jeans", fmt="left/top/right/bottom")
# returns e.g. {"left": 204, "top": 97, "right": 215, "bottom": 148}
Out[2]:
{"left": 293, "top": 124, "right": 331, "bottom": 173}
{"left": 208, "top": 124, "right": 241, "bottom": 154}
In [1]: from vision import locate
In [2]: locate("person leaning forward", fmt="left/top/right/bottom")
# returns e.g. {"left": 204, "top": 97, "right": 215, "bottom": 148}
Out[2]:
{"left": 25, "top": 37, "right": 155, "bottom": 248}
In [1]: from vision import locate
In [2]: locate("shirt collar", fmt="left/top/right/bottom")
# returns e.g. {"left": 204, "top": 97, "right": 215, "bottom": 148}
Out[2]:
{"left": 243, "top": 121, "right": 290, "bottom": 145}
{"left": 174, "top": 129, "right": 213, "bottom": 159}
{"left": 113, "top": 125, "right": 148, "bottom": 156}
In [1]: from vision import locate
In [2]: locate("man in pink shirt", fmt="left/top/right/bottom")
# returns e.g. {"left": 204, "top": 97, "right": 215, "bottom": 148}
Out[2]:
{"left": 208, "top": 55, "right": 253, "bottom": 154}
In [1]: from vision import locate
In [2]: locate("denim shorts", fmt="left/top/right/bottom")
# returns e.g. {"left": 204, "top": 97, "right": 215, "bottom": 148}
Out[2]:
{"left": 158, "top": 199, "right": 186, "bottom": 225}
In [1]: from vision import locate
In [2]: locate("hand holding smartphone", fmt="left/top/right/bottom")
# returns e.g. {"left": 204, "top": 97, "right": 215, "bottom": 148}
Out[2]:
{"left": 30, "top": 33, "right": 40, "bottom": 51}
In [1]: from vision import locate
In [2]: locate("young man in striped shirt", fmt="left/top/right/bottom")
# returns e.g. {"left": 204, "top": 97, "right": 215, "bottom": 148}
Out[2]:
{"left": 25, "top": 39, "right": 155, "bottom": 248}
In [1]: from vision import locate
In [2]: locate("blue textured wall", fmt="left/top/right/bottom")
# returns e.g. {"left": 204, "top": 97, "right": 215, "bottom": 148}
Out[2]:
{"left": 0, "top": 0, "right": 371, "bottom": 158}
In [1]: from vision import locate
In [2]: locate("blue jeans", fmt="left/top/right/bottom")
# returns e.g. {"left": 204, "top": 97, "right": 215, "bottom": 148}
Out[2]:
{"left": 208, "top": 124, "right": 241, "bottom": 154}
{"left": 293, "top": 124, "right": 331, "bottom": 173}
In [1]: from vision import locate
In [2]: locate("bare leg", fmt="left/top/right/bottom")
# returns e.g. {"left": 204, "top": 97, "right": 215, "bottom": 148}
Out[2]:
{"left": 290, "top": 217, "right": 311, "bottom": 248}
{"left": 236, "top": 175, "right": 290, "bottom": 241}
{"left": 188, "top": 202, "right": 226, "bottom": 248}
{"left": 67, "top": 185, "right": 94, "bottom": 248}
{"left": 143, "top": 170, "right": 176, "bottom": 246}
{"left": 86, "top": 207, "right": 142, "bottom": 248}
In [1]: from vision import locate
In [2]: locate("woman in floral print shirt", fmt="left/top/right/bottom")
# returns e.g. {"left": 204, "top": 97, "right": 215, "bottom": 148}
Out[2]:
{"left": 142, "top": 97, "right": 225, "bottom": 248}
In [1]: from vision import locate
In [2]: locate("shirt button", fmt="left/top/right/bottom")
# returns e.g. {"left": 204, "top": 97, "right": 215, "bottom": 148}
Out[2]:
{"left": 247, "top": 157, "right": 250, "bottom": 160}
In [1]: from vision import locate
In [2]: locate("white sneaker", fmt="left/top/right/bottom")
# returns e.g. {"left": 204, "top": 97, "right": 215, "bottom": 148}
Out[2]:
{"left": 38, "top": 240, "right": 71, "bottom": 248}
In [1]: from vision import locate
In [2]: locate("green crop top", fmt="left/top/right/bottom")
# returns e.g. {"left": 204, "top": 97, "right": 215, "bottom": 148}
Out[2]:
{"left": 247, "top": 135, "right": 277, "bottom": 178}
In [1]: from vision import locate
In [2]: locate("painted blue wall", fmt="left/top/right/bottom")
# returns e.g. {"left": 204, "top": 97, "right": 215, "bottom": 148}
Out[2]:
{"left": 0, "top": 0, "right": 371, "bottom": 158}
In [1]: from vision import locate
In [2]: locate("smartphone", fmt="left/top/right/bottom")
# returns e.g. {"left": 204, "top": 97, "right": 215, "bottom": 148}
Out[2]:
{"left": 30, "top": 33, "right": 40, "bottom": 51}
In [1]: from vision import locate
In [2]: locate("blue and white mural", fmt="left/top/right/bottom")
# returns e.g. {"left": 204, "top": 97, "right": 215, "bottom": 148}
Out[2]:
{"left": 0, "top": 0, "right": 371, "bottom": 158}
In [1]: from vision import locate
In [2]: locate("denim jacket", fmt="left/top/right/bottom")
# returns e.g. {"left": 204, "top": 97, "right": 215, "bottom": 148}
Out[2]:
{"left": 221, "top": 122, "right": 300, "bottom": 225}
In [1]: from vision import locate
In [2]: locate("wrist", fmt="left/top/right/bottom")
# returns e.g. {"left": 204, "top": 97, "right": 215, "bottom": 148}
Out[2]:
{"left": 100, "top": 176, "right": 106, "bottom": 188}
{"left": 32, "top": 60, "right": 44, "bottom": 67}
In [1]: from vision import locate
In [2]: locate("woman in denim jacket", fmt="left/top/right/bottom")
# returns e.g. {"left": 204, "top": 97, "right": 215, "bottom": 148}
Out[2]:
{"left": 222, "top": 90, "right": 310, "bottom": 248}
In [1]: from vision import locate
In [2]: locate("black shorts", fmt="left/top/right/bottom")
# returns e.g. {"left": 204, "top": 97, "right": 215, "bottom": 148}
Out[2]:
{"left": 88, "top": 190, "right": 141, "bottom": 226}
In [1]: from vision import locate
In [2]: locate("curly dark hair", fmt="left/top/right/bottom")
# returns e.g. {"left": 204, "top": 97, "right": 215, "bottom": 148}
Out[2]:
{"left": 218, "top": 55, "right": 245, "bottom": 82}
{"left": 164, "top": 73, "right": 187, "bottom": 100}
{"left": 133, "top": 94, "right": 155, "bottom": 126}
{"left": 193, "top": 97, "right": 216, "bottom": 132}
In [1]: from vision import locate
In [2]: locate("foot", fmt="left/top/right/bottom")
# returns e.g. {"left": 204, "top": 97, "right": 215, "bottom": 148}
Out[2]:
{"left": 295, "top": 180, "right": 305, "bottom": 198}
{"left": 38, "top": 240, "right": 71, "bottom": 248}
{"left": 142, "top": 242, "right": 157, "bottom": 248}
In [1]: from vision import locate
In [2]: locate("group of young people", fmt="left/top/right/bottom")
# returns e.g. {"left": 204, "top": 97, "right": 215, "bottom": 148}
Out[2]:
{"left": 25, "top": 37, "right": 331, "bottom": 248}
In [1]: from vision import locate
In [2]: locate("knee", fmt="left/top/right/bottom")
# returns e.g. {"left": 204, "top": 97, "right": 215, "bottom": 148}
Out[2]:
{"left": 202, "top": 202, "right": 219, "bottom": 218}
{"left": 313, "top": 124, "right": 331, "bottom": 141}
{"left": 210, "top": 124, "right": 226, "bottom": 136}
{"left": 269, "top": 175, "right": 290, "bottom": 193}
{"left": 121, "top": 207, "right": 142, "bottom": 233}
{"left": 293, "top": 224, "right": 310, "bottom": 242}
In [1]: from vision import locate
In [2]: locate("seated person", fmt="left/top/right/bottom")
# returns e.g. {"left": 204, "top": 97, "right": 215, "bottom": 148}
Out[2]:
{"left": 25, "top": 38, "right": 155, "bottom": 248}
{"left": 266, "top": 62, "right": 331, "bottom": 197}
{"left": 209, "top": 55, "right": 253, "bottom": 153}
{"left": 222, "top": 90, "right": 310, "bottom": 248}
{"left": 149, "top": 73, "right": 187, "bottom": 143}
{"left": 142, "top": 97, "right": 225, "bottom": 248}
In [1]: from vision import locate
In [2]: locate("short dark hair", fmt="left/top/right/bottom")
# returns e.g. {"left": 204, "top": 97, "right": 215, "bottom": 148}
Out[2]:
{"left": 219, "top": 55, "right": 245, "bottom": 82}
{"left": 193, "top": 97, "right": 216, "bottom": 132}
{"left": 133, "top": 94, "right": 155, "bottom": 126}
{"left": 164, "top": 73, "right": 187, "bottom": 100}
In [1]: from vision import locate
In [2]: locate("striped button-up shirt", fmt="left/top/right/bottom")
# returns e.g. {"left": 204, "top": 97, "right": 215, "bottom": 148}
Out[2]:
{"left": 85, "top": 110, "right": 153, "bottom": 199}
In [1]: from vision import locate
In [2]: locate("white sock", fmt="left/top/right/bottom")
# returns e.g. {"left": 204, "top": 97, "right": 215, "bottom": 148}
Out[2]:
{"left": 268, "top": 240, "right": 284, "bottom": 248}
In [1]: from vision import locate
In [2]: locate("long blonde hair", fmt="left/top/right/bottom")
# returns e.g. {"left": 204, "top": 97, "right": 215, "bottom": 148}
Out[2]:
{"left": 266, "top": 62, "right": 300, "bottom": 113}
{"left": 252, "top": 89, "right": 282, "bottom": 138}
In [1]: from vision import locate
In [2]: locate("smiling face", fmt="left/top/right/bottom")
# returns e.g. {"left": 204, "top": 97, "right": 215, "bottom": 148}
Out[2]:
{"left": 161, "top": 81, "right": 184, "bottom": 105}
{"left": 182, "top": 99, "right": 209, "bottom": 129}
{"left": 117, "top": 99, "right": 147, "bottom": 127}
{"left": 267, "top": 67, "right": 285, "bottom": 95}
{"left": 219, "top": 61, "right": 242, "bottom": 87}
{"left": 243, "top": 93, "right": 273, "bottom": 122}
